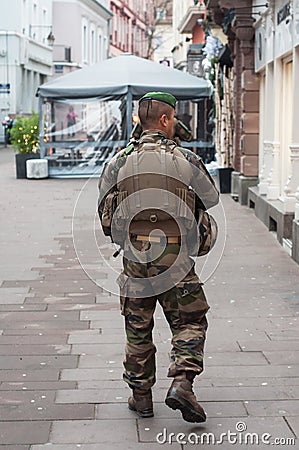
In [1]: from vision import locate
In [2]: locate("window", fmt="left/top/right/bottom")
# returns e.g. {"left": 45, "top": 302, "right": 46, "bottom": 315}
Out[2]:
{"left": 55, "top": 65, "right": 64, "bottom": 74}
{"left": 91, "top": 29, "right": 95, "bottom": 64}
{"left": 103, "top": 37, "right": 108, "bottom": 59}
{"left": 82, "top": 20, "right": 88, "bottom": 63}
{"left": 98, "top": 32, "right": 102, "bottom": 61}
{"left": 156, "top": 8, "right": 166, "bottom": 20}
{"left": 32, "top": 3, "right": 38, "bottom": 39}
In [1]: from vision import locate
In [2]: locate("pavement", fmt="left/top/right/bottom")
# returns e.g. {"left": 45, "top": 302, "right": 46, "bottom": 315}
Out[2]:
{"left": 0, "top": 146, "right": 298, "bottom": 450}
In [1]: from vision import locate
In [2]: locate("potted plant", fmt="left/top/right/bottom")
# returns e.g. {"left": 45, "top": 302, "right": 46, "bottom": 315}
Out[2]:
{"left": 10, "top": 112, "right": 40, "bottom": 179}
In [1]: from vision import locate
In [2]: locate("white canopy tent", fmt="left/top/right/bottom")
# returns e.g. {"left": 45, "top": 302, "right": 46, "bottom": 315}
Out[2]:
{"left": 37, "top": 53, "right": 212, "bottom": 100}
{"left": 37, "top": 54, "right": 213, "bottom": 177}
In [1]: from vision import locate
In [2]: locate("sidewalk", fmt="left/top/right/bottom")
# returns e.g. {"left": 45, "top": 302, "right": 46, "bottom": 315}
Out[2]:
{"left": 0, "top": 146, "right": 298, "bottom": 449}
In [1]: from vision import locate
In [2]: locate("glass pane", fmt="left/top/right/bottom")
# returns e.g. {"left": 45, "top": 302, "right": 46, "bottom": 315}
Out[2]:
{"left": 41, "top": 97, "right": 126, "bottom": 177}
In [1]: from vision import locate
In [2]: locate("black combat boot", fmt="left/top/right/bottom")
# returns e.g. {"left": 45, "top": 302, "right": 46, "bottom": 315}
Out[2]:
{"left": 128, "top": 387, "right": 154, "bottom": 418}
{"left": 165, "top": 372, "right": 206, "bottom": 423}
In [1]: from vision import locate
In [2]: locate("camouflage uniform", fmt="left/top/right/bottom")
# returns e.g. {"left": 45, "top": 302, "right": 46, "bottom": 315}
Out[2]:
{"left": 98, "top": 130, "right": 219, "bottom": 392}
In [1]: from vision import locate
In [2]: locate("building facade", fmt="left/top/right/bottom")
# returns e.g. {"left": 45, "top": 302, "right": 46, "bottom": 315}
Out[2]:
{"left": 248, "top": 0, "right": 299, "bottom": 262}
{"left": 0, "top": 0, "right": 53, "bottom": 125}
{"left": 172, "top": 0, "right": 193, "bottom": 70}
{"left": 152, "top": 1, "right": 174, "bottom": 66}
{"left": 109, "top": 0, "right": 153, "bottom": 58}
{"left": 52, "top": 0, "right": 112, "bottom": 77}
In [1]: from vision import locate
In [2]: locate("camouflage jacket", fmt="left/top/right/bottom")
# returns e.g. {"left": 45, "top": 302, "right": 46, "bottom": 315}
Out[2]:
{"left": 98, "top": 130, "right": 219, "bottom": 236}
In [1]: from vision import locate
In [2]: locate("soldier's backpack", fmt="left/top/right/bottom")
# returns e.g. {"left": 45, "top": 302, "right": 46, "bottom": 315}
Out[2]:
{"left": 99, "top": 137, "right": 217, "bottom": 256}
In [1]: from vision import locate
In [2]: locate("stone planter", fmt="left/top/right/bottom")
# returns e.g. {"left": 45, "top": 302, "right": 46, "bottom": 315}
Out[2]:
{"left": 15, "top": 153, "right": 39, "bottom": 179}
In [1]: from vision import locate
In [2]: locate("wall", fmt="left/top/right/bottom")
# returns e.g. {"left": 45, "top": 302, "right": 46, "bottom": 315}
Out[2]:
{"left": 0, "top": 0, "right": 53, "bottom": 130}
{"left": 52, "top": 0, "right": 111, "bottom": 77}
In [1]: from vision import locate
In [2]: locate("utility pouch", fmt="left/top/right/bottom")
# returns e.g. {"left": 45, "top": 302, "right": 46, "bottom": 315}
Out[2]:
{"left": 197, "top": 211, "right": 218, "bottom": 256}
{"left": 175, "top": 188, "right": 196, "bottom": 229}
{"left": 101, "top": 190, "right": 129, "bottom": 237}
{"left": 101, "top": 191, "right": 119, "bottom": 236}
{"left": 187, "top": 210, "right": 218, "bottom": 257}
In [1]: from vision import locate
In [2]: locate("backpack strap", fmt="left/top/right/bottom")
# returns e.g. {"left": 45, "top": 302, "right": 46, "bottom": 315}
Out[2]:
{"left": 111, "top": 142, "right": 136, "bottom": 177}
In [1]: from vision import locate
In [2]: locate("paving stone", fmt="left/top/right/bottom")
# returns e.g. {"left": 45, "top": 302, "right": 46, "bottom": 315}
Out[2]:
{"left": 210, "top": 376, "right": 299, "bottom": 387}
{"left": 56, "top": 388, "right": 130, "bottom": 404}
{"left": 0, "top": 345, "right": 71, "bottom": 355}
{"left": 0, "top": 381, "right": 76, "bottom": 391}
{"left": 77, "top": 380, "right": 126, "bottom": 390}
{"left": 237, "top": 339, "right": 299, "bottom": 351}
{"left": 0, "top": 312, "right": 79, "bottom": 322}
{"left": 0, "top": 370, "right": 60, "bottom": 382}
{"left": 0, "top": 335, "right": 68, "bottom": 345}
{"left": 0, "top": 355, "right": 78, "bottom": 370}
{"left": 268, "top": 330, "right": 299, "bottom": 341}
{"left": 25, "top": 296, "right": 96, "bottom": 305}
{"left": 263, "top": 351, "right": 299, "bottom": 365}
{"left": 32, "top": 444, "right": 180, "bottom": 450}
{"left": 0, "top": 321, "right": 88, "bottom": 330}
{"left": 0, "top": 304, "right": 47, "bottom": 312}
{"left": 68, "top": 329, "right": 100, "bottom": 335}
{"left": 0, "top": 421, "right": 51, "bottom": 444}
{"left": 47, "top": 302, "right": 118, "bottom": 311}
{"left": 73, "top": 344, "right": 124, "bottom": 357}
{"left": 3, "top": 329, "right": 83, "bottom": 336}
{"left": 0, "top": 446, "right": 29, "bottom": 450}
{"left": 285, "top": 416, "right": 299, "bottom": 438}
{"left": 77, "top": 355, "right": 129, "bottom": 369}
{"left": 204, "top": 340, "right": 241, "bottom": 352}
{"left": 43, "top": 271, "right": 106, "bottom": 281}
{"left": 79, "top": 311, "right": 124, "bottom": 321}
{"left": 68, "top": 333, "right": 124, "bottom": 344}
{"left": 0, "top": 397, "right": 94, "bottom": 421}
{"left": 60, "top": 368, "right": 123, "bottom": 381}
{"left": 1, "top": 281, "right": 43, "bottom": 288}
{"left": 50, "top": 419, "right": 138, "bottom": 444}
{"left": 205, "top": 351, "right": 268, "bottom": 366}
{"left": 28, "top": 280, "right": 104, "bottom": 294}
{"left": 89, "top": 320, "right": 136, "bottom": 329}
{"left": 202, "top": 364, "right": 299, "bottom": 379}
{"left": 0, "top": 294, "right": 28, "bottom": 305}
{"left": 245, "top": 400, "right": 299, "bottom": 417}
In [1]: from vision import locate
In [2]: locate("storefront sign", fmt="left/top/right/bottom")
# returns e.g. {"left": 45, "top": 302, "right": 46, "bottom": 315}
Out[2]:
{"left": 277, "top": 1, "right": 291, "bottom": 25}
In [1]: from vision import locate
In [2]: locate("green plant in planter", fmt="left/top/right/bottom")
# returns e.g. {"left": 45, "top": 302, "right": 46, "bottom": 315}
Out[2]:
{"left": 10, "top": 112, "right": 40, "bottom": 154}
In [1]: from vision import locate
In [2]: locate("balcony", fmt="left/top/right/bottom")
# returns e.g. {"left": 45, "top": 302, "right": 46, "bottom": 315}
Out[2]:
{"left": 178, "top": 4, "right": 206, "bottom": 34}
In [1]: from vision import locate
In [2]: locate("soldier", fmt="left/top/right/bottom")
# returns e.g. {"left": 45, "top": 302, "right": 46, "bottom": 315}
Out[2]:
{"left": 98, "top": 91, "right": 219, "bottom": 423}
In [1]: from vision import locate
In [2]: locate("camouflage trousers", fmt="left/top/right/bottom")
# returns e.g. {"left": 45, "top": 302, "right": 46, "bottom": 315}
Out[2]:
{"left": 118, "top": 238, "right": 210, "bottom": 391}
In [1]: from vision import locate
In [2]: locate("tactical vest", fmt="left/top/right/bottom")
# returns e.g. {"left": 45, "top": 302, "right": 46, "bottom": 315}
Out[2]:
{"left": 115, "top": 133, "right": 195, "bottom": 237}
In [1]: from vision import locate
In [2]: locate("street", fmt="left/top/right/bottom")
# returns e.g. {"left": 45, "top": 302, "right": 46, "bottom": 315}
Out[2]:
{"left": 0, "top": 146, "right": 298, "bottom": 449}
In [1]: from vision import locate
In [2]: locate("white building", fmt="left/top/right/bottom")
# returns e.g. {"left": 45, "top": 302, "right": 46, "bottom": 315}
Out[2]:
{"left": 171, "top": 0, "right": 193, "bottom": 70}
{"left": 52, "top": 0, "right": 112, "bottom": 77}
{"left": 152, "top": 1, "right": 174, "bottom": 67}
{"left": 0, "top": 0, "right": 53, "bottom": 126}
{"left": 249, "top": 0, "right": 299, "bottom": 262}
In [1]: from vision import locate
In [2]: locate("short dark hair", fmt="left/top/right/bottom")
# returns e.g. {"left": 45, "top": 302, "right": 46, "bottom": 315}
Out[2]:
{"left": 138, "top": 100, "right": 173, "bottom": 129}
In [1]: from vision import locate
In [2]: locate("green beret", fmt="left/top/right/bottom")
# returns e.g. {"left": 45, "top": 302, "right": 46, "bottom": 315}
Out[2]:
{"left": 139, "top": 91, "right": 176, "bottom": 109}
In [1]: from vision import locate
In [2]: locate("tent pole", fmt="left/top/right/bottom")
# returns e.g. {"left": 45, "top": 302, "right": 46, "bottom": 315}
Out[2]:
{"left": 38, "top": 95, "right": 44, "bottom": 158}
{"left": 126, "top": 91, "right": 132, "bottom": 140}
